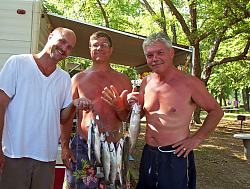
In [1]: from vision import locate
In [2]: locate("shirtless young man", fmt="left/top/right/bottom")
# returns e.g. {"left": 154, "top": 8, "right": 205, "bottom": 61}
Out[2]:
{"left": 127, "top": 32, "right": 224, "bottom": 189}
{"left": 61, "top": 31, "right": 132, "bottom": 188}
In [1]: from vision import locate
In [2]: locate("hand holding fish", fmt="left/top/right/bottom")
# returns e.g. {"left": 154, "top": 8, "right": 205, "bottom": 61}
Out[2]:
{"left": 127, "top": 87, "right": 140, "bottom": 106}
{"left": 101, "top": 85, "right": 128, "bottom": 112}
{"left": 73, "top": 97, "right": 93, "bottom": 112}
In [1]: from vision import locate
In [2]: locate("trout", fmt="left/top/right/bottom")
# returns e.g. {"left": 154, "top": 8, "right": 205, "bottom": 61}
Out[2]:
{"left": 109, "top": 142, "right": 117, "bottom": 185}
{"left": 116, "top": 138, "right": 124, "bottom": 186}
{"left": 93, "top": 123, "right": 101, "bottom": 164}
{"left": 87, "top": 119, "right": 93, "bottom": 161}
{"left": 101, "top": 140, "right": 111, "bottom": 183}
{"left": 129, "top": 103, "right": 141, "bottom": 155}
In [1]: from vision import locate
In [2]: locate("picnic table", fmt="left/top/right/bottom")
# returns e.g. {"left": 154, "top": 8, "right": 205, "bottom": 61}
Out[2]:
{"left": 222, "top": 107, "right": 239, "bottom": 113}
{"left": 233, "top": 133, "right": 250, "bottom": 160}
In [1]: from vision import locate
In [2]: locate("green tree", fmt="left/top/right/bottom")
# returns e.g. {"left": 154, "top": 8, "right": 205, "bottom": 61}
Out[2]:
{"left": 43, "top": 0, "right": 250, "bottom": 117}
{"left": 43, "top": 0, "right": 143, "bottom": 79}
{"left": 139, "top": 0, "right": 250, "bottom": 122}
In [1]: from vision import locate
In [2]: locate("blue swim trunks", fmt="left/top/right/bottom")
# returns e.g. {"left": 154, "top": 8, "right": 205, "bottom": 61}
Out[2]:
{"left": 136, "top": 144, "right": 196, "bottom": 189}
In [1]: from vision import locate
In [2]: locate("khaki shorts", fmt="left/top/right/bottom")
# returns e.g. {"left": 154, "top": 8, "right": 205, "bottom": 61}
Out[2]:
{"left": 0, "top": 156, "right": 55, "bottom": 189}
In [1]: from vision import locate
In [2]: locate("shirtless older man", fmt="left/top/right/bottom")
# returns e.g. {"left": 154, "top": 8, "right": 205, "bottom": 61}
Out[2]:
{"left": 127, "top": 32, "right": 224, "bottom": 189}
{"left": 61, "top": 31, "right": 132, "bottom": 188}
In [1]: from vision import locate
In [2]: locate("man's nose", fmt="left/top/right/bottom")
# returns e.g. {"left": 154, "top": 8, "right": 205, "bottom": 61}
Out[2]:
{"left": 96, "top": 45, "right": 102, "bottom": 50}
{"left": 60, "top": 44, "right": 67, "bottom": 51}
{"left": 152, "top": 53, "right": 159, "bottom": 61}
{"left": 62, "top": 44, "right": 71, "bottom": 55}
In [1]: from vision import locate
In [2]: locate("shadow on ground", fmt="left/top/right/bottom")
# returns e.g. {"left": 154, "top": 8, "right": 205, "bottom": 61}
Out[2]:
{"left": 128, "top": 118, "right": 250, "bottom": 189}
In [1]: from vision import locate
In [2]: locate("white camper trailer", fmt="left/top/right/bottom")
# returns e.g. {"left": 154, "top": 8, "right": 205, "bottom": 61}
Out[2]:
{"left": 0, "top": 0, "right": 50, "bottom": 70}
{"left": 0, "top": 0, "right": 193, "bottom": 73}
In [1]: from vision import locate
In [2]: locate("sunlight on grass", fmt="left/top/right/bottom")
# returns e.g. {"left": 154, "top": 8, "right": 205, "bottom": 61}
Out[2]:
{"left": 232, "top": 152, "right": 246, "bottom": 160}
{"left": 199, "top": 144, "right": 227, "bottom": 150}
{"left": 139, "top": 132, "right": 145, "bottom": 136}
{"left": 131, "top": 119, "right": 250, "bottom": 188}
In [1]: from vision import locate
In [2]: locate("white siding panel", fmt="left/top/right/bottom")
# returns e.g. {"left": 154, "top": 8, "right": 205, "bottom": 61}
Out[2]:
{"left": 0, "top": 40, "right": 31, "bottom": 54}
{"left": 0, "top": 54, "right": 12, "bottom": 70}
{"left": 0, "top": 0, "right": 43, "bottom": 70}
{"left": 0, "top": 1, "right": 33, "bottom": 69}
{"left": 0, "top": 40, "right": 31, "bottom": 69}
{"left": 0, "top": 1, "right": 33, "bottom": 41}
{"left": 0, "top": 1, "right": 33, "bottom": 10}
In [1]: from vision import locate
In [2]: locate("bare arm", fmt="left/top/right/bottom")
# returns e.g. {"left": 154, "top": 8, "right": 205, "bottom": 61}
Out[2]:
{"left": 60, "top": 102, "right": 76, "bottom": 124}
{"left": 60, "top": 75, "right": 79, "bottom": 170}
{"left": 60, "top": 97, "right": 93, "bottom": 124}
{"left": 127, "top": 77, "right": 147, "bottom": 118}
{"left": 0, "top": 90, "right": 11, "bottom": 171}
{"left": 190, "top": 77, "right": 224, "bottom": 140}
{"left": 60, "top": 112, "right": 75, "bottom": 170}
{"left": 173, "top": 76, "right": 223, "bottom": 157}
{"left": 60, "top": 74, "right": 93, "bottom": 169}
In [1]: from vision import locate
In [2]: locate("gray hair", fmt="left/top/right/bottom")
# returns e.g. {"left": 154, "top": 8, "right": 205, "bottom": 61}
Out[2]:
{"left": 142, "top": 32, "right": 172, "bottom": 54}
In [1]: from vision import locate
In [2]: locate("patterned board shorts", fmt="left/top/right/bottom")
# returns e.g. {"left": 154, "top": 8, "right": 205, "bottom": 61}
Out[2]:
{"left": 63, "top": 134, "right": 100, "bottom": 189}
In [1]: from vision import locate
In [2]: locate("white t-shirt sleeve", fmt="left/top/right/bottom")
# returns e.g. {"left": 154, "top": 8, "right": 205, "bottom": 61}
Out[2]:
{"left": 61, "top": 74, "right": 72, "bottom": 109}
{"left": 0, "top": 56, "right": 18, "bottom": 98}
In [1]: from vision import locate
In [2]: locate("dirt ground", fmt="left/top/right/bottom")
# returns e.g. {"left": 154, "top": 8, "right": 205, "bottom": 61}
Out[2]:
{"left": 128, "top": 118, "right": 250, "bottom": 189}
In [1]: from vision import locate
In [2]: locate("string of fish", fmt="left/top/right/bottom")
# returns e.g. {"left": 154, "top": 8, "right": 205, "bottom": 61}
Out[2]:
{"left": 87, "top": 114, "right": 125, "bottom": 188}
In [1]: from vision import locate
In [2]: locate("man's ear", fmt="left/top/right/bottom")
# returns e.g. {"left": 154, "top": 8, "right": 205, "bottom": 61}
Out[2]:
{"left": 170, "top": 48, "right": 175, "bottom": 59}
{"left": 48, "top": 33, "right": 53, "bottom": 40}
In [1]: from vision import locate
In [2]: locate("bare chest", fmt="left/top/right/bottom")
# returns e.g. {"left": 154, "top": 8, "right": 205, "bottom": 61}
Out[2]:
{"left": 77, "top": 72, "right": 125, "bottom": 101}
{"left": 144, "top": 81, "right": 194, "bottom": 114}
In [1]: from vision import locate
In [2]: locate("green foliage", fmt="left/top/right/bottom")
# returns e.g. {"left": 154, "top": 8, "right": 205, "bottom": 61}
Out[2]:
{"left": 43, "top": 0, "right": 249, "bottom": 92}
{"left": 111, "top": 64, "right": 139, "bottom": 80}
{"left": 208, "top": 60, "right": 250, "bottom": 98}
{"left": 105, "top": 0, "right": 142, "bottom": 30}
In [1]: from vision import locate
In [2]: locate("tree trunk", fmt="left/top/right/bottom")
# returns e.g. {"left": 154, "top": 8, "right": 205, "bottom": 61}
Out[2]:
{"left": 219, "top": 94, "right": 222, "bottom": 106}
{"left": 193, "top": 107, "right": 202, "bottom": 124}
{"left": 171, "top": 23, "right": 177, "bottom": 43}
{"left": 192, "top": 43, "right": 201, "bottom": 78}
{"left": 242, "top": 87, "right": 250, "bottom": 111}
{"left": 221, "top": 91, "right": 226, "bottom": 106}
{"left": 247, "top": 87, "right": 250, "bottom": 111}
{"left": 223, "top": 98, "right": 227, "bottom": 106}
{"left": 192, "top": 42, "right": 203, "bottom": 124}
{"left": 234, "top": 90, "right": 238, "bottom": 108}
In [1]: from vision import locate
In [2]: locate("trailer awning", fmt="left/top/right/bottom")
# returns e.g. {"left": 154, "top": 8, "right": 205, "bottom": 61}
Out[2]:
{"left": 47, "top": 13, "right": 192, "bottom": 74}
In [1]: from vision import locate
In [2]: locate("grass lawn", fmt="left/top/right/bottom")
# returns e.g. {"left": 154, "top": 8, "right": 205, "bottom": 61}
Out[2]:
{"left": 128, "top": 117, "right": 250, "bottom": 189}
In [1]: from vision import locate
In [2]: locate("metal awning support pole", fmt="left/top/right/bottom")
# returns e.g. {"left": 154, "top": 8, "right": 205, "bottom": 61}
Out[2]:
{"left": 189, "top": 46, "right": 195, "bottom": 75}
{"left": 172, "top": 45, "right": 193, "bottom": 53}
